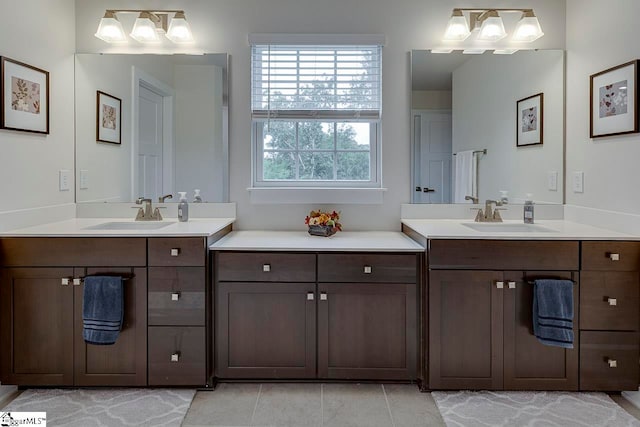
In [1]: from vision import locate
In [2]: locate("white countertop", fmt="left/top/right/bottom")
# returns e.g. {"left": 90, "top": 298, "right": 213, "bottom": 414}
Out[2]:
{"left": 0, "top": 218, "right": 235, "bottom": 237}
{"left": 402, "top": 219, "right": 635, "bottom": 240}
{"left": 210, "top": 231, "right": 425, "bottom": 252}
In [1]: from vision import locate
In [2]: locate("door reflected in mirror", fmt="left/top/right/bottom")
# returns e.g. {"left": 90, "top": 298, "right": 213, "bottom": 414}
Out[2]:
{"left": 411, "top": 49, "right": 564, "bottom": 204}
{"left": 75, "top": 53, "right": 229, "bottom": 203}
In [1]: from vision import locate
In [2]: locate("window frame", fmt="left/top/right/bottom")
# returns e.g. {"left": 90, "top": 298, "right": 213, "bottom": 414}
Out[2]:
{"left": 250, "top": 41, "right": 383, "bottom": 190}
{"left": 253, "top": 119, "right": 380, "bottom": 188}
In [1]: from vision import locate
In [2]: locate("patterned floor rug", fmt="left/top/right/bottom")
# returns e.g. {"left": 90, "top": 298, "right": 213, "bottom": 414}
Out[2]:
{"left": 432, "top": 391, "right": 640, "bottom": 427}
{"left": 2, "top": 388, "right": 195, "bottom": 427}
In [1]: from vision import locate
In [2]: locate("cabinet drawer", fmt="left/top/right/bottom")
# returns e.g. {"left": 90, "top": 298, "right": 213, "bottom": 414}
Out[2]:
{"left": 217, "top": 252, "right": 315, "bottom": 282}
{"left": 148, "top": 238, "right": 205, "bottom": 267}
{"left": 429, "top": 240, "right": 579, "bottom": 270}
{"left": 582, "top": 242, "right": 640, "bottom": 271}
{"left": 580, "top": 272, "right": 639, "bottom": 331}
{"left": 580, "top": 331, "right": 639, "bottom": 391}
{"left": 318, "top": 254, "right": 417, "bottom": 283}
{"left": 0, "top": 238, "right": 146, "bottom": 267}
{"left": 148, "top": 267, "right": 205, "bottom": 326}
{"left": 148, "top": 326, "right": 206, "bottom": 386}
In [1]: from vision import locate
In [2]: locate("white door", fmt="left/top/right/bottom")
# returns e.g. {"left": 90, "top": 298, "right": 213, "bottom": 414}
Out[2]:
{"left": 412, "top": 110, "right": 452, "bottom": 203}
{"left": 137, "top": 85, "right": 164, "bottom": 200}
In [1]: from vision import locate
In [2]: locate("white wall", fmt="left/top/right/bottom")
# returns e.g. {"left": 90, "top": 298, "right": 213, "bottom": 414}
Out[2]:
{"left": 452, "top": 50, "right": 564, "bottom": 204}
{"left": 0, "top": 0, "right": 75, "bottom": 214}
{"left": 74, "top": 0, "right": 566, "bottom": 230}
{"left": 412, "top": 91, "right": 451, "bottom": 110}
{"left": 174, "top": 64, "right": 224, "bottom": 202}
{"left": 75, "top": 54, "right": 174, "bottom": 202}
{"left": 565, "top": 0, "right": 640, "bottom": 215}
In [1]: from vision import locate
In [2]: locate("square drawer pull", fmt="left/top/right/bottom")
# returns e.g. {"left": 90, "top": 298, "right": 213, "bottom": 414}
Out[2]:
{"left": 170, "top": 248, "right": 180, "bottom": 257}
{"left": 607, "top": 297, "right": 617, "bottom": 306}
{"left": 496, "top": 281, "right": 504, "bottom": 289}
{"left": 307, "top": 292, "right": 314, "bottom": 301}
{"left": 363, "top": 266, "right": 372, "bottom": 274}
{"left": 171, "top": 292, "right": 181, "bottom": 301}
{"left": 263, "top": 264, "right": 271, "bottom": 272}
{"left": 61, "top": 278, "right": 70, "bottom": 286}
{"left": 170, "top": 352, "right": 180, "bottom": 362}
{"left": 607, "top": 358, "right": 617, "bottom": 368}
{"left": 508, "top": 281, "right": 516, "bottom": 289}
{"left": 320, "top": 292, "right": 328, "bottom": 301}
{"left": 73, "top": 278, "right": 82, "bottom": 286}
{"left": 609, "top": 253, "right": 620, "bottom": 261}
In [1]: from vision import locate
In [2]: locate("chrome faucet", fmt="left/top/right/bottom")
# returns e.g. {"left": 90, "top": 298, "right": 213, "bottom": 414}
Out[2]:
{"left": 472, "top": 199, "right": 505, "bottom": 222}
{"left": 465, "top": 195, "right": 479, "bottom": 204}
{"left": 158, "top": 194, "right": 173, "bottom": 203}
{"left": 134, "top": 197, "right": 163, "bottom": 221}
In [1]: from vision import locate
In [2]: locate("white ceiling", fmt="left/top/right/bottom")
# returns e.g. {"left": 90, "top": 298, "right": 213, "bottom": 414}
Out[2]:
{"left": 411, "top": 50, "right": 470, "bottom": 91}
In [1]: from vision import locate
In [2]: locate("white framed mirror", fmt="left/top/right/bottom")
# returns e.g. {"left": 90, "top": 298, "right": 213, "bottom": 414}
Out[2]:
{"left": 411, "top": 49, "right": 564, "bottom": 205}
{"left": 75, "top": 53, "right": 229, "bottom": 203}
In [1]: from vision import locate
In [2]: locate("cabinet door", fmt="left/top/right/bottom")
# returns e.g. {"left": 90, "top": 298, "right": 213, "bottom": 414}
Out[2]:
{"left": 216, "top": 282, "right": 316, "bottom": 379}
{"left": 74, "top": 267, "right": 147, "bottom": 386}
{"left": 429, "top": 270, "right": 503, "bottom": 389}
{"left": 0, "top": 268, "right": 74, "bottom": 386}
{"left": 317, "top": 282, "right": 416, "bottom": 380}
{"left": 503, "top": 272, "right": 579, "bottom": 390}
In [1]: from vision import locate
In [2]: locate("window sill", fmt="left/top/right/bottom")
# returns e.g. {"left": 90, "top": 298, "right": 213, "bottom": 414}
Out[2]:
{"left": 247, "top": 187, "right": 387, "bottom": 204}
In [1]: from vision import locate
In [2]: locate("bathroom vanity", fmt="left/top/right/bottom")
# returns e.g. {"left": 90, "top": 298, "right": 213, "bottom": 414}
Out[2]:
{"left": 402, "top": 219, "right": 640, "bottom": 392}
{"left": 0, "top": 218, "right": 233, "bottom": 388}
{"left": 210, "top": 231, "right": 424, "bottom": 382}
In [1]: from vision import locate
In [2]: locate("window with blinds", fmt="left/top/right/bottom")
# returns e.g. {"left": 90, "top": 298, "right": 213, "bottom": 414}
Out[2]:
{"left": 251, "top": 43, "right": 382, "bottom": 187}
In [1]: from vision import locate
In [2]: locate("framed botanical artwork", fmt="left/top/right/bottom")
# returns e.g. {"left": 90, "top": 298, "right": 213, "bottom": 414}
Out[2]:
{"left": 590, "top": 60, "right": 639, "bottom": 138}
{"left": 0, "top": 57, "right": 49, "bottom": 134}
{"left": 96, "top": 91, "right": 122, "bottom": 144}
{"left": 517, "top": 92, "right": 543, "bottom": 147}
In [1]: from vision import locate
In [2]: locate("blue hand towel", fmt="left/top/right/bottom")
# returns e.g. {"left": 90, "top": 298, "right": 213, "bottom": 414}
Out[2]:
{"left": 83, "top": 276, "right": 124, "bottom": 345}
{"left": 533, "top": 279, "right": 574, "bottom": 349}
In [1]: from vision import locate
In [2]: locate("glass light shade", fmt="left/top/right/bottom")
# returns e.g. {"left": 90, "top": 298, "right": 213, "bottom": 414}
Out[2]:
{"left": 462, "top": 49, "right": 486, "bottom": 55}
{"left": 94, "top": 12, "right": 126, "bottom": 43}
{"left": 477, "top": 12, "right": 507, "bottom": 41}
{"left": 512, "top": 12, "right": 544, "bottom": 42}
{"left": 443, "top": 10, "right": 470, "bottom": 41}
{"left": 130, "top": 13, "right": 160, "bottom": 43}
{"left": 166, "top": 12, "right": 194, "bottom": 43}
{"left": 493, "top": 49, "right": 519, "bottom": 55}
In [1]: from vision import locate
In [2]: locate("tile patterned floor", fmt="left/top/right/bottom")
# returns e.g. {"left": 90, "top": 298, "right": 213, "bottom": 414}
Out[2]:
{"left": 181, "top": 383, "right": 445, "bottom": 427}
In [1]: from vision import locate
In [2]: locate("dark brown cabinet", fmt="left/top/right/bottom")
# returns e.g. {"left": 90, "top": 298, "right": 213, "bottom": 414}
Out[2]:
{"left": 214, "top": 251, "right": 420, "bottom": 381}
{"left": 216, "top": 282, "right": 316, "bottom": 378}
{"left": 147, "top": 237, "right": 209, "bottom": 387}
{"left": 579, "top": 242, "right": 640, "bottom": 391}
{"left": 0, "top": 238, "right": 148, "bottom": 387}
{"left": 428, "top": 240, "right": 580, "bottom": 391}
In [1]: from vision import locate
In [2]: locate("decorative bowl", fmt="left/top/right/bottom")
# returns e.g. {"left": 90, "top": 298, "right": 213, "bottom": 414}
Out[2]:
{"left": 308, "top": 225, "right": 337, "bottom": 237}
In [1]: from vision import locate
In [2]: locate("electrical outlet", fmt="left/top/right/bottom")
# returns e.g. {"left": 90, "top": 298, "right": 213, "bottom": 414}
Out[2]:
{"left": 572, "top": 171, "right": 584, "bottom": 193}
{"left": 59, "top": 170, "right": 71, "bottom": 191}
{"left": 547, "top": 171, "right": 558, "bottom": 191}
{"left": 80, "top": 170, "right": 89, "bottom": 190}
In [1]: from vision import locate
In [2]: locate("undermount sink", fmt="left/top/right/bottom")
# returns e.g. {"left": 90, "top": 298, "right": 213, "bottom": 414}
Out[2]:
{"left": 462, "top": 223, "right": 556, "bottom": 233}
{"left": 84, "top": 221, "right": 172, "bottom": 230}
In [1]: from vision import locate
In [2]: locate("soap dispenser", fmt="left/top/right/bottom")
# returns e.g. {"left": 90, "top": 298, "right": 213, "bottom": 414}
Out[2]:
{"left": 523, "top": 193, "right": 534, "bottom": 224}
{"left": 178, "top": 192, "right": 189, "bottom": 222}
{"left": 193, "top": 189, "right": 203, "bottom": 203}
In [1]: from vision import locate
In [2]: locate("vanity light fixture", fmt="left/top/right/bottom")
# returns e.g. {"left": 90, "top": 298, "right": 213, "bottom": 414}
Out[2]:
{"left": 476, "top": 10, "right": 507, "bottom": 42}
{"left": 95, "top": 9, "right": 195, "bottom": 44}
{"left": 493, "top": 49, "right": 519, "bottom": 55}
{"left": 443, "top": 9, "right": 471, "bottom": 41}
{"left": 462, "top": 49, "right": 486, "bottom": 55}
{"left": 94, "top": 11, "right": 127, "bottom": 43}
{"left": 441, "top": 8, "right": 544, "bottom": 45}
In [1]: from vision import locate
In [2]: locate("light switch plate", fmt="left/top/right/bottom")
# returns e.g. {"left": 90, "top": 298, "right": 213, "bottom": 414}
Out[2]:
{"left": 547, "top": 171, "right": 558, "bottom": 191}
{"left": 80, "top": 170, "right": 89, "bottom": 189}
{"left": 59, "top": 170, "right": 71, "bottom": 191}
{"left": 573, "top": 171, "right": 584, "bottom": 193}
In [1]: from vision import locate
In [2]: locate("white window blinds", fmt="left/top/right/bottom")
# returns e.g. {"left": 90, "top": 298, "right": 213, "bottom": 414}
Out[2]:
{"left": 251, "top": 44, "right": 382, "bottom": 120}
